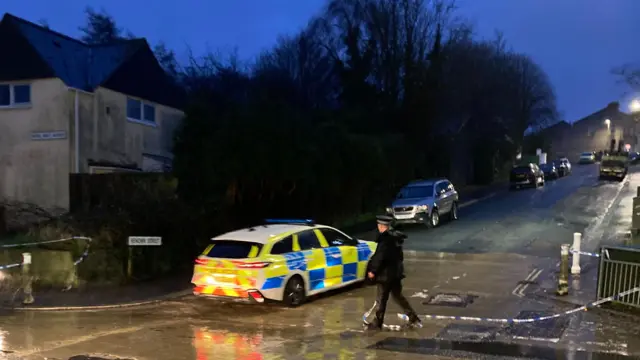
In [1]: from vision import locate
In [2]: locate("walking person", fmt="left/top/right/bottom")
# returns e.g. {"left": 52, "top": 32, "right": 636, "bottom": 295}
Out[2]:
{"left": 363, "top": 215, "right": 422, "bottom": 330}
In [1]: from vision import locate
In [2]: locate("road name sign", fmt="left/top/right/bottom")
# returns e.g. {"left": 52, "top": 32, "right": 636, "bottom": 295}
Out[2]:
{"left": 128, "top": 236, "right": 162, "bottom": 246}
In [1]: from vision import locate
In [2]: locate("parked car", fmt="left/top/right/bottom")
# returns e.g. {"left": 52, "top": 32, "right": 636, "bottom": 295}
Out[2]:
{"left": 554, "top": 158, "right": 571, "bottom": 176}
{"left": 599, "top": 155, "right": 628, "bottom": 181}
{"left": 539, "top": 163, "right": 558, "bottom": 179}
{"left": 386, "top": 178, "right": 459, "bottom": 228}
{"left": 509, "top": 163, "right": 545, "bottom": 190}
{"left": 192, "top": 219, "right": 377, "bottom": 307}
{"left": 578, "top": 152, "right": 596, "bottom": 164}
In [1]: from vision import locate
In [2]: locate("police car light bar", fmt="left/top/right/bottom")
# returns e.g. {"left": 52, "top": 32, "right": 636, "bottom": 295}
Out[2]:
{"left": 265, "top": 218, "right": 315, "bottom": 225}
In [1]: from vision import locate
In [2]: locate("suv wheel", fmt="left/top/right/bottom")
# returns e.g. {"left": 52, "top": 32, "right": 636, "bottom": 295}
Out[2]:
{"left": 450, "top": 202, "right": 459, "bottom": 221}
{"left": 427, "top": 209, "right": 440, "bottom": 228}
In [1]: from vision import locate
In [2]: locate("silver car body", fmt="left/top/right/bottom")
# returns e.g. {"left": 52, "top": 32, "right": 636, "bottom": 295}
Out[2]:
{"left": 386, "top": 179, "right": 459, "bottom": 224}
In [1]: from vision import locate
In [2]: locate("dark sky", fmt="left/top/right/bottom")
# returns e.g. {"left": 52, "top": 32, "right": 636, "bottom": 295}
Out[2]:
{"left": 4, "top": 0, "right": 640, "bottom": 122}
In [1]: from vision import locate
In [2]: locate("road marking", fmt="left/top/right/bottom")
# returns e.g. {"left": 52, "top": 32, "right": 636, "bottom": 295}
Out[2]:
{"left": 516, "top": 269, "right": 542, "bottom": 297}
{"left": 459, "top": 192, "right": 498, "bottom": 209}
{"left": 12, "top": 319, "right": 182, "bottom": 357}
{"left": 582, "top": 174, "right": 629, "bottom": 248}
{"left": 512, "top": 268, "right": 537, "bottom": 297}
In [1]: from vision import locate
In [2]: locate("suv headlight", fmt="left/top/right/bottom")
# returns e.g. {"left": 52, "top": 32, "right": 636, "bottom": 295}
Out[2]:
{"left": 386, "top": 207, "right": 392, "bottom": 213}
{"left": 415, "top": 205, "right": 428, "bottom": 212}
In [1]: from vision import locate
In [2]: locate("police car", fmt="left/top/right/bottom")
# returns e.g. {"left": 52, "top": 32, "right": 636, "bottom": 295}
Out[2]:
{"left": 191, "top": 219, "right": 377, "bottom": 307}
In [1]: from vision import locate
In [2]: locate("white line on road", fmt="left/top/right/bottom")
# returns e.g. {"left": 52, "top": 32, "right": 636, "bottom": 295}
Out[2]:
{"left": 512, "top": 268, "right": 537, "bottom": 297}
{"left": 459, "top": 192, "right": 498, "bottom": 209}
{"left": 12, "top": 319, "right": 183, "bottom": 357}
{"left": 516, "top": 269, "right": 542, "bottom": 297}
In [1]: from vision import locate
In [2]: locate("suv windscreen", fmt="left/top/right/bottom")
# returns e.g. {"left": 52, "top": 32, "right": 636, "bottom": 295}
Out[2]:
{"left": 581, "top": 152, "right": 592, "bottom": 156}
{"left": 397, "top": 185, "right": 434, "bottom": 199}
{"left": 540, "top": 164, "right": 552, "bottom": 170}
{"left": 602, "top": 160, "right": 625, "bottom": 167}
{"left": 512, "top": 166, "right": 532, "bottom": 174}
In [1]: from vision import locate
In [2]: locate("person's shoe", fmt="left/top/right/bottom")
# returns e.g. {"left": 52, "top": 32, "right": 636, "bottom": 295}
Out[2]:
{"left": 406, "top": 315, "right": 423, "bottom": 329}
{"left": 364, "top": 319, "right": 383, "bottom": 331}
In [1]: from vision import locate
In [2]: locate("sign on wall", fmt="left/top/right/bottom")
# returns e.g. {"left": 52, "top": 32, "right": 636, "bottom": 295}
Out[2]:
{"left": 31, "top": 131, "right": 67, "bottom": 141}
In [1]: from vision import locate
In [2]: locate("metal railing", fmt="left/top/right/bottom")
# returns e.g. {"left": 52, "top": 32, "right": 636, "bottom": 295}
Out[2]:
{"left": 597, "top": 245, "right": 640, "bottom": 308}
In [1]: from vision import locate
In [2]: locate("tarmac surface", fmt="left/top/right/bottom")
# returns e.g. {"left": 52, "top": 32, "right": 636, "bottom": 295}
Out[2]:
{"left": 1, "top": 163, "right": 640, "bottom": 360}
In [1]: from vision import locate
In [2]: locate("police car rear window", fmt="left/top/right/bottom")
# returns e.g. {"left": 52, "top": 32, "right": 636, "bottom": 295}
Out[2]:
{"left": 206, "top": 240, "right": 263, "bottom": 259}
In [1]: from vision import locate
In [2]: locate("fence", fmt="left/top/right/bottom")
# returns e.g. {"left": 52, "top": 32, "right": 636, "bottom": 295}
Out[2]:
{"left": 596, "top": 245, "right": 640, "bottom": 309}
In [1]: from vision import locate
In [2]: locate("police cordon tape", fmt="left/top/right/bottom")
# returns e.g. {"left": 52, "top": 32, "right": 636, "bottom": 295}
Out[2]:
{"left": 0, "top": 236, "right": 92, "bottom": 269}
{"left": 570, "top": 248, "right": 602, "bottom": 258}
{"left": 386, "top": 286, "right": 640, "bottom": 326}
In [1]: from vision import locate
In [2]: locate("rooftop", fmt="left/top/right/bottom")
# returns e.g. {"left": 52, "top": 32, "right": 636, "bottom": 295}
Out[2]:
{"left": 2, "top": 13, "right": 144, "bottom": 92}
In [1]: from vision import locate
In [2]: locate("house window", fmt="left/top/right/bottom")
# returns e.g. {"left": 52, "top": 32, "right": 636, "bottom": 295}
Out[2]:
{"left": 0, "top": 83, "right": 31, "bottom": 107}
{"left": 126, "top": 97, "right": 156, "bottom": 125}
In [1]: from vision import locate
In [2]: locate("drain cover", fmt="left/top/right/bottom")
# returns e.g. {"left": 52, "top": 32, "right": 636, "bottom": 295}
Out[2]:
{"left": 501, "top": 310, "right": 569, "bottom": 342}
{"left": 436, "top": 324, "right": 499, "bottom": 341}
{"left": 423, "top": 293, "right": 476, "bottom": 307}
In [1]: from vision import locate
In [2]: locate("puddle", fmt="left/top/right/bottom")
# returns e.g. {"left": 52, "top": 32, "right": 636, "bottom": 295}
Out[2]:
{"left": 502, "top": 311, "right": 570, "bottom": 342}
{"left": 369, "top": 337, "right": 640, "bottom": 359}
{"left": 423, "top": 293, "right": 477, "bottom": 308}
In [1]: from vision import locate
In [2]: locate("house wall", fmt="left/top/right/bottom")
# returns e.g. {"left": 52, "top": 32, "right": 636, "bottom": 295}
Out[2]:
{"left": 74, "top": 87, "right": 183, "bottom": 173}
{"left": 548, "top": 106, "right": 633, "bottom": 162}
{"left": 0, "top": 78, "right": 70, "bottom": 209}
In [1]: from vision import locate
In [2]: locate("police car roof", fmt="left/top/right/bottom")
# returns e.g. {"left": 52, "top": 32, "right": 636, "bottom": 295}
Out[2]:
{"left": 212, "top": 224, "right": 329, "bottom": 244}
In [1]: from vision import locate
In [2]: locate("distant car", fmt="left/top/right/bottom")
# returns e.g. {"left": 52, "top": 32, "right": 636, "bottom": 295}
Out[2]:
{"left": 191, "top": 219, "right": 377, "bottom": 307}
{"left": 578, "top": 152, "right": 596, "bottom": 164}
{"left": 554, "top": 158, "right": 571, "bottom": 176}
{"left": 539, "top": 163, "right": 558, "bottom": 179}
{"left": 599, "top": 155, "right": 628, "bottom": 181}
{"left": 386, "top": 178, "right": 459, "bottom": 228}
{"left": 509, "top": 163, "right": 545, "bottom": 190}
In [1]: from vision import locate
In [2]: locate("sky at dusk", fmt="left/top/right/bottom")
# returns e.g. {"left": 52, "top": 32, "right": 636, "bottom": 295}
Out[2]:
{"left": 3, "top": 0, "right": 640, "bottom": 123}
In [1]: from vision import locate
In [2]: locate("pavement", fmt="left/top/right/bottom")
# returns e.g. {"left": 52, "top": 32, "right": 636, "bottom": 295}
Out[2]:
{"left": 1, "top": 163, "right": 640, "bottom": 359}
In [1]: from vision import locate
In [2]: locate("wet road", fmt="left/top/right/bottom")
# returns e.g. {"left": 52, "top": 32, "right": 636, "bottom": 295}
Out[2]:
{"left": 401, "top": 164, "right": 635, "bottom": 257}
{"left": 1, "top": 251, "right": 639, "bottom": 360}
{"left": 1, "top": 164, "right": 639, "bottom": 359}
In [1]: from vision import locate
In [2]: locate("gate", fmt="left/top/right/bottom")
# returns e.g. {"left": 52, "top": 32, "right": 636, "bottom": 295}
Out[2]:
{"left": 596, "top": 245, "right": 640, "bottom": 308}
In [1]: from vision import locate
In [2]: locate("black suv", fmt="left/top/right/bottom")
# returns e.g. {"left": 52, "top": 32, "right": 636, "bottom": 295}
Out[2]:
{"left": 510, "top": 163, "right": 545, "bottom": 190}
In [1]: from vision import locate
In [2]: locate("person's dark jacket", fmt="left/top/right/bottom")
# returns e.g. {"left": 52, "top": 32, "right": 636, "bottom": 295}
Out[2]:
{"left": 366, "top": 229, "right": 407, "bottom": 284}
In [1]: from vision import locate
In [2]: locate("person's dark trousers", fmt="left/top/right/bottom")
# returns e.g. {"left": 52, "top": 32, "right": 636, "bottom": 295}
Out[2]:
{"left": 372, "top": 280, "right": 419, "bottom": 327}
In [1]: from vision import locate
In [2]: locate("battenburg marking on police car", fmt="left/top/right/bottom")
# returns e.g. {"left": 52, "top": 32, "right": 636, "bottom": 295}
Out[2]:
{"left": 128, "top": 236, "right": 162, "bottom": 246}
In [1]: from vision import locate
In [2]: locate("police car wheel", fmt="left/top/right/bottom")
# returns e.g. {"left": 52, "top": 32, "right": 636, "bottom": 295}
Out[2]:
{"left": 283, "top": 276, "right": 306, "bottom": 307}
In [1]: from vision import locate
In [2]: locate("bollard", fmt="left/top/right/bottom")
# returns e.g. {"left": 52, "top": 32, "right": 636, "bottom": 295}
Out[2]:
{"left": 21, "top": 252, "right": 34, "bottom": 305}
{"left": 571, "top": 233, "right": 581, "bottom": 275}
{"left": 556, "top": 244, "right": 569, "bottom": 296}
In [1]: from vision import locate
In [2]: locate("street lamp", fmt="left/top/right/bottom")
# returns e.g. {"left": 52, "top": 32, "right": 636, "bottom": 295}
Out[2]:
{"left": 604, "top": 118, "right": 611, "bottom": 130}
{"left": 631, "top": 99, "right": 640, "bottom": 113}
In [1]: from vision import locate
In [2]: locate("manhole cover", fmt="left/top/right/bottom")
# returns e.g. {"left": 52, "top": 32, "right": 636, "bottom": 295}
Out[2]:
{"left": 437, "top": 324, "right": 499, "bottom": 341}
{"left": 423, "top": 293, "right": 477, "bottom": 307}
{"left": 501, "top": 310, "right": 570, "bottom": 342}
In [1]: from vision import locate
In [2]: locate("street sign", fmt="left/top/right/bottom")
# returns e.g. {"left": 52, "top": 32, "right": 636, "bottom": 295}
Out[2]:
{"left": 31, "top": 131, "right": 67, "bottom": 140}
{"left": 128, "top": 236, "right": 162, "bottom": 246}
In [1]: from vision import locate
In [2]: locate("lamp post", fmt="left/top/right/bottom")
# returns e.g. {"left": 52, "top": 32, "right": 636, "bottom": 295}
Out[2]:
{"left": 604, "top": 119, "right": 611, "bottom": 150}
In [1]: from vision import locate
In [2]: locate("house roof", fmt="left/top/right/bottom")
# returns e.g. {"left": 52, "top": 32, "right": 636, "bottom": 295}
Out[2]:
{"left": 573, "top": 102, "right": 632, "bottom": 126}
{"left": 0, "top": 13, "right": 184, "bottom": 109}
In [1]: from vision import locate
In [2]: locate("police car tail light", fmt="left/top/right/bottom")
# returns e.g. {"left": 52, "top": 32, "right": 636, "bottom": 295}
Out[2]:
{"left": 238, "top": 261, "right": 271, "bottom": 269}
{"left": 195, "top": 258, "right": 208, "bottom": 266}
